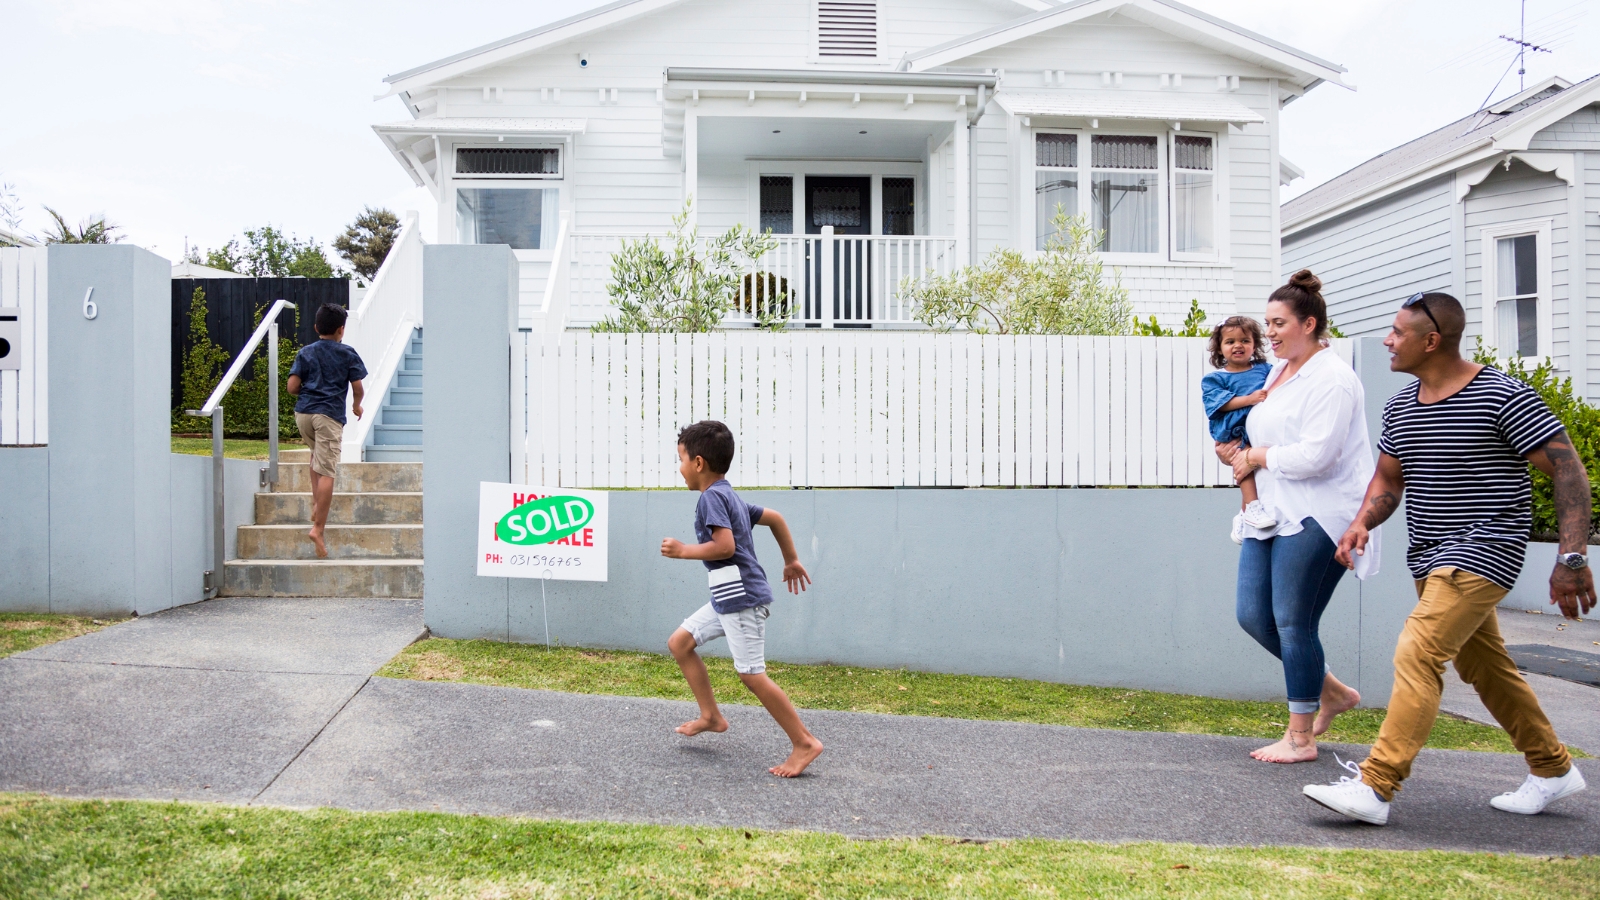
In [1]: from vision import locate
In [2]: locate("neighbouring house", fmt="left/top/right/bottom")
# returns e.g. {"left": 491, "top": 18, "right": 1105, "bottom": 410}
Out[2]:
{"left": 371, "top": 0, "right": 1345, "bottom": 333}
{"left": 1282, "top": 74, "right": 1600, "bottom": 399}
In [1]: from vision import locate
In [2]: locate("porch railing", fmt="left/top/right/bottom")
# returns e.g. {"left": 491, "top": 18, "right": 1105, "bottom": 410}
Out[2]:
{"left": 563, "top": 229, "right": 959, "bottom": 330}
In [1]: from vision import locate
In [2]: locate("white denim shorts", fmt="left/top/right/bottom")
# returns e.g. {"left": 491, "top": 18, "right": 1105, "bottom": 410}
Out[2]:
{"left": 680, "top": 602, "right": 770, "bottom": 674}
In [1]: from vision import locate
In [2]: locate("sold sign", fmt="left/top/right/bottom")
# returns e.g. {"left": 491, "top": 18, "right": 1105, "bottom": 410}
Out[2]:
{"left": 497, "top": 495, "right": 595, "bottom": 545}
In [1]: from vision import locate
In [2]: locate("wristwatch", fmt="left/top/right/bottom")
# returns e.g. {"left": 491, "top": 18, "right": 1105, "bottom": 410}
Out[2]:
{"left": 1558, "top": 552, "right": 1589, "bottom": 571}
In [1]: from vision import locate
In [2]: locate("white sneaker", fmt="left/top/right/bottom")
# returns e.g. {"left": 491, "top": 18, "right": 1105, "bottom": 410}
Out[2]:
{"left": 1490, "top": 767, "right": 1587, "bottom": 815}
{"left": 1303, "top": 756, "right": 1390, "bottom": 825}
{"left": 1241, "top": 500, "right": 1278, "bottom": 529}
{"left": 1230, "top": 513, "right": 1245, "bottom": 545}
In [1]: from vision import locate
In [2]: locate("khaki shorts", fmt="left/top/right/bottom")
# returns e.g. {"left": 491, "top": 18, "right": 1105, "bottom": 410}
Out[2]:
{"left": 680, "top": 602, "right": 770, "bottom": 674}
{"left": 294, "top": 413, "right": 342, "bottom": 478}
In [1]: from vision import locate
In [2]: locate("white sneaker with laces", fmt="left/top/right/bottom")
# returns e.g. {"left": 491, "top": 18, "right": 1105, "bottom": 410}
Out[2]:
{"left": 1230, "top": 513, "right": 1245, "bottom": 545}
{"left": 1241, "top": 500, "right": 1279, "bottom": 529}
{"left": 1490, "top": 767, "right": 1587, "bottom": 814}
{"left": 1303, "top": 756, "right": 1389, "bottom": 825}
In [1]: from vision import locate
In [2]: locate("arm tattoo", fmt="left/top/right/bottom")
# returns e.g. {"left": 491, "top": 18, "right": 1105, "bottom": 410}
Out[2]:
{"left": 1543, "top": 433, "right": 1592, "bottom": 551}
{"left": 1362, "top": 491, "right": 1399, "bottom": 529}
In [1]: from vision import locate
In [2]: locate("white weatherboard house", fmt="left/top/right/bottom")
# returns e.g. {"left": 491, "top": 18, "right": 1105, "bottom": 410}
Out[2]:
{"left": 1282, "top": 74, "right": 1600, "bottom": 400}
{"left": 344, "top": 0, "right": 1346, "bottom": 464}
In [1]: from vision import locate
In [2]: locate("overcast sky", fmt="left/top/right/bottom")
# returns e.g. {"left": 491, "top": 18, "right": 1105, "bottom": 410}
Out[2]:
{"left": 2, "top": 0, "right": 1595, "bottom": 261}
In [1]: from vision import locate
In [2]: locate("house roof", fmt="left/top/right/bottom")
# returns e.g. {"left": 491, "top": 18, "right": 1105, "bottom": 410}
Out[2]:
{"left": 996, "top": 89, "right": 1264, "bottom": 123}
{"left": 1282, "top": 72, "right": 1600, "bottom": 235}
{"left": 382, "top": 0, "right": 1056, "bottom": 97}
{"left": 901, "top": 0, "right": 1347, "bottom": 91}
{"left": 373, "top": 117, "right": 589, "bottom": 136}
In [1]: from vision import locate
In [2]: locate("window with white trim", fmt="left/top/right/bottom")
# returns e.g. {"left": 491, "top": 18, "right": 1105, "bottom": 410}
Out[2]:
{"left": 818, "top": 1, "right": 877, "bottom": 58}
{"left": 455, "top": 188, "right": 559, "bottom": 250}
{"left": 1090, "top": 135, "right": 1159, "bottom": 253}
{"left": 1171, "top": 134, "right": 1214, "bottom": 256}
{"left": 1034, "top": 133, "right": 1078, "bottom": 250}
{"left": 1495, "top": 233, "right": 1540, "bottom": 358}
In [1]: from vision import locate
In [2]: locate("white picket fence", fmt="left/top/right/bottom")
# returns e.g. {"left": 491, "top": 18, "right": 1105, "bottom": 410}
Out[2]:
{"left": 517, "top": 331, "right": 1350, "bottom": 488}
{"left": 0, "top": 248, "right": 47, "bottom": 446}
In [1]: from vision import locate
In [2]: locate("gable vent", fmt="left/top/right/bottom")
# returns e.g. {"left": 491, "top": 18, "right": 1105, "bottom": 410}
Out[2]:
{"left": 819, "top": 1, "right": 877, "bottom": 58}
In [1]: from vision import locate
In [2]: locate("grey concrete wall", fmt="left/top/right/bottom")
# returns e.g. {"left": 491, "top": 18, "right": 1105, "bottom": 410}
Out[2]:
{"left": 421, "top": 244, "right": 520, "bottom": 639}
{"left": 0, "top": 447, "right": 51, "bottom": 611}
{"left": 45, "top": 245, "right": 173, "bottom": 615}
{"left": 169, "top": 453, "right": 262, "bottom": 610}
{"left": 495, "top": 487, "right": 1418, "bottom": 703}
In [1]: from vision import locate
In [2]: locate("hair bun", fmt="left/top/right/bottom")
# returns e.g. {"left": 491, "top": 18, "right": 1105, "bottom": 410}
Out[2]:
{"left": 1289, "top": 269, "right": 1322, "bottom": 293}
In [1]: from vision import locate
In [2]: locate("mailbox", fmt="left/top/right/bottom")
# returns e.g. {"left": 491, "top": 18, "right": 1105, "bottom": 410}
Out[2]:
{"left": 0, "top": 307, "right": 18, "bottom": 371}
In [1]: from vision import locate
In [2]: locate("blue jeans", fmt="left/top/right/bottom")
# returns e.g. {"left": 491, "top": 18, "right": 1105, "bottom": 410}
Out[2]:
{"left": 1236, "top": 518, "right": 1346, "bottom": 713}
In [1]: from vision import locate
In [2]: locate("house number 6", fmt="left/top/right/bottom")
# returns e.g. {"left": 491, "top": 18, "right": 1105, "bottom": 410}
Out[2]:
{"left": 82, "top": 287, "right": 97, "bottom": 320}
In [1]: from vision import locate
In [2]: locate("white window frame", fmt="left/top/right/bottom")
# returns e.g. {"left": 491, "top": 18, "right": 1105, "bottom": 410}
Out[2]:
{"left": 747, "top": 160, "right": 923, "bottom": 236}
{"left": 447, "top": 142, "right": 566, "bottom": 259}
{"left": 1479, "top": 218, "right": 1554, "bottom": 363}
{"left": 1168, "top": 130, "right": 1222, "bottom": 263}
{"left": 1031, "top": 128, "right": 1083, "bottom": 251}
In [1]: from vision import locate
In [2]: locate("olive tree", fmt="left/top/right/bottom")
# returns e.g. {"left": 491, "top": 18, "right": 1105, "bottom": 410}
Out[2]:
{"left": 901, "top": 209, "right": 1131, "bottom": 335}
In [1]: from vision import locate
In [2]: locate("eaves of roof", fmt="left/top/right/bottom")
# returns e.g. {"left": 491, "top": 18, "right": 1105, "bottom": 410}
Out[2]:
{"left": 1282, "top": 73, "right": 1600, "bottom": 236}
{"left": 902, "top": 0, "right": 1346, "bottom": 89}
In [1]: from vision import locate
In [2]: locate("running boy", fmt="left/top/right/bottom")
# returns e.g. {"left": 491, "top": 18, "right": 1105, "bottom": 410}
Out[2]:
{"left": 287, "top": 303, "right": 366, "bottom": 559}
{"left": 662, "top": 420, "right": 823, "bottom": 778}
{"left": 1202, "top": 315, "right": 1278, "bottom": 543}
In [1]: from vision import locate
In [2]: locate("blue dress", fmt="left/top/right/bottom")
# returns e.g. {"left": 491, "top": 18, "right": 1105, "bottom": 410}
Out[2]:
{"left": 1202, "top": 362, "right": 1272, "bottom": 444}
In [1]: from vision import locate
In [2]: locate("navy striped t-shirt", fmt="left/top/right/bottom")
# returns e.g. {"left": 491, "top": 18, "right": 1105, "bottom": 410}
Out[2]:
{"left": 695, "top": 480, "right": 772, "bottom": 613}
{"left": 1378, "top": 367, "right": 1565, "bottom": 588}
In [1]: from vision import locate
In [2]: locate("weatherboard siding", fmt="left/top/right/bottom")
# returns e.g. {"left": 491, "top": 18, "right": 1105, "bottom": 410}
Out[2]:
{"left": 1462, "top": 162, "right": 1572, "bottom": 371}
{"left": 1527, "top": 106, "right": 1600, "bottom": 151}
{"left": 1281, "top": 177, "right": 1454, "bottom": 339}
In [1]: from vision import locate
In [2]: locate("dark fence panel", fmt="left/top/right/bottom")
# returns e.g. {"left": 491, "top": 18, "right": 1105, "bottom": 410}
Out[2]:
{"left": 171, "top": 278, "right": 350, "bottom": 410}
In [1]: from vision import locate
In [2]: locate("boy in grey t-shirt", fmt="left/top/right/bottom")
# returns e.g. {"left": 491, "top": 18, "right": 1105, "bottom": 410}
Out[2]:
{"left": 662, "top": 420, "right": 822, "bottom": 777}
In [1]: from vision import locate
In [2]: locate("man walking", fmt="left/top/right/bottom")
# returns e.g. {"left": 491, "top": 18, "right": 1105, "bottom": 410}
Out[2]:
{"left": 1308, "top": 291, "right": 1591, "bottom": 825}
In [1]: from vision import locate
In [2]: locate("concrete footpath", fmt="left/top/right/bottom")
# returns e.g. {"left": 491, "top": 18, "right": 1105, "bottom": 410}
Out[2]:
{"left": 0, "top": 598, "right": 1596, "bottom": 856}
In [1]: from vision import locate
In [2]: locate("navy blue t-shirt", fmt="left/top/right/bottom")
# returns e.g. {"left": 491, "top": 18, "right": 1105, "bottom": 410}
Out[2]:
{"left": 695, "top": 479, "right": 773, "bottom": 613}
{"left": 289, "top": 339, "right": 367, "bottom": 424}
{"left": 1201, "top": 361, "right": 1271, "bottom": 443}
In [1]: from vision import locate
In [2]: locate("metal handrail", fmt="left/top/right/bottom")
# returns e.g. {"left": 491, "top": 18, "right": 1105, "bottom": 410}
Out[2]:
{"left": 186, "top": 297, "right": 293, "bottom": 598}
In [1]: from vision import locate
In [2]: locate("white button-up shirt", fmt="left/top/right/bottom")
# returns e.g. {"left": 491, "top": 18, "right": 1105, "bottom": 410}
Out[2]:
{"left": 1244, "top": 347, "right": 1381, "bottom": 580}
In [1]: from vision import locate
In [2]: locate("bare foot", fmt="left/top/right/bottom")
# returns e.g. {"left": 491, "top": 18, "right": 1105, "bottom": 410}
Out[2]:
{"left": 308, "top": 529, "right": 328, "bottom": 559}
{"left": 676, "top": 715, "right": 727, "bottom": 736}
{"left": 769, "top": 739, "right": 823, "bottom": 777}
{"left": 1250, "top": 731, "right": 1318, "bottom": 764}
{"left": 1314, "top": 684, "right": 1361, "bottom": 737}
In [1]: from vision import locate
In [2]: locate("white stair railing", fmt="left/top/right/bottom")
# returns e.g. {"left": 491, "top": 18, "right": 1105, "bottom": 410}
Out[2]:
{"left": 341, "top": 212, "right": 425, "bottom": 459}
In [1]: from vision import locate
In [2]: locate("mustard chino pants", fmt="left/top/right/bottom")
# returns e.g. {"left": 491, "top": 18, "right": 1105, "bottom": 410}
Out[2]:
{"left": 1359, "top": 567, "right": 1572, "bottom": 801}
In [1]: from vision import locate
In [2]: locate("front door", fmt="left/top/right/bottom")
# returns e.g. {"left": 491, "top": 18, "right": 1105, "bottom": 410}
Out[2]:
{"left": 804, "top": 177, "right": 871, "bottom": 326}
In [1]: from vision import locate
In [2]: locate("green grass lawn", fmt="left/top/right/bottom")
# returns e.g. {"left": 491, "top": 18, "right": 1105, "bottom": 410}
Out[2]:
{"left": 1, "top": 794, "right": 1593, "bottom": 899}
{"left": 172, "top": 434, "right": 304, "bottom": 459}
{"left": 379, "top": 639, "right": 1565, "bottom": 756}
{"left": 0, "top": 613, "right": 121, "bottom": 659}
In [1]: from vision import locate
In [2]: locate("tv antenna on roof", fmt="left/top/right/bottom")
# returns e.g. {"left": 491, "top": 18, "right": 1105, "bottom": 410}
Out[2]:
{"left": 1500, "top": 0, "right": 1553, "bottom": 92}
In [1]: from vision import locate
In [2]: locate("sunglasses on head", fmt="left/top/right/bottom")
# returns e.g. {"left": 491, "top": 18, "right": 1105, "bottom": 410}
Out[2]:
{"left": 1402, "top": 292, "right": 1440, "bottom": 333}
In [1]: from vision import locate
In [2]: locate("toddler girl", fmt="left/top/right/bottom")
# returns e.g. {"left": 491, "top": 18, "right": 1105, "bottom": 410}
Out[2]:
{"left": 1202, "top": 316, "right": 1278, "bottom": 543}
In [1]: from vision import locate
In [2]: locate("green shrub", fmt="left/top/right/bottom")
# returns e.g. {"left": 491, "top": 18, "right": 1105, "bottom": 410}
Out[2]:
{"left": 172, "top": 290, "right": 298, "bottom": 439}
{"left": 901, "top": 210, "right": 1131, "bottom": 335}
{"left": 1471, "top": 341, "right": 1600, "bottom": 540}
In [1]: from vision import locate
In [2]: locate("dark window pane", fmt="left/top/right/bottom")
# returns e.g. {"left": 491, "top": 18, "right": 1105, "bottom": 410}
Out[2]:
{"left": 455, "top": 188, "right": 548, "bottom": 249}
{"left": 883, "top": 177, "right": 915, "bottom": 235}
{"left": 760, "top": 176, "right": 794, "bottom": 234}
{"left": 812, "top": 187, "right": 862, "bottom": 228}
{"left": 456, "top": 147, "right": 559, "bottom": 176}
{"left": 1036, "top": 133, "right": 1077, "bottom": 168}
{"left": 1173, "top": 135, "right": 1213, "bottom": 171}
{"left": 1091, "top": 135, "right": 1157, "bottom": 169}
{"left": 1518, "top": 297, "right": 1538, "bottom": 357}
{"left": 1512, "top": 234, "right": 1537, "bottom": 296}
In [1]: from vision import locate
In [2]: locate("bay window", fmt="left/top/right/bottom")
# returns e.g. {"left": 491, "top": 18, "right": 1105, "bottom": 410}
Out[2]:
{"left": 1029, "top": 129, "right": 1222, "bottom": 261}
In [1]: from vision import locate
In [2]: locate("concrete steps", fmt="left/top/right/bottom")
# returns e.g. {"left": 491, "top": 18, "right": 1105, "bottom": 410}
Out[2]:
{"left": 223, "top": 447, "right": 422, "bottom": 599}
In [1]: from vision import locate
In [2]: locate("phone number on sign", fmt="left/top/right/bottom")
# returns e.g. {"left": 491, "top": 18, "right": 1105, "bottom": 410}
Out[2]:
{"left": 505, "top": 554, "right": 584, "bottom": 568}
